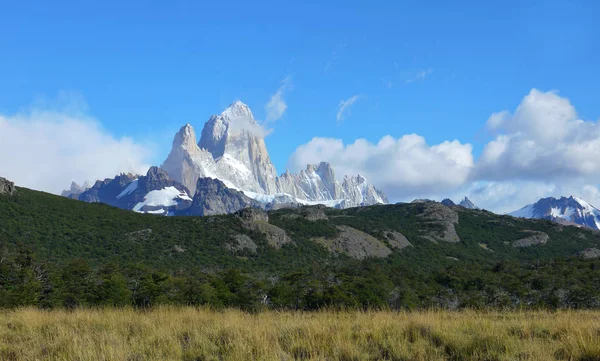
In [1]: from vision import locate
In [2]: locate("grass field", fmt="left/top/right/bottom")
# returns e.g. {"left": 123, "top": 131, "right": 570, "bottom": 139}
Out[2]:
{"left": 1, "top": 308, "right": 600, "bottom": 360}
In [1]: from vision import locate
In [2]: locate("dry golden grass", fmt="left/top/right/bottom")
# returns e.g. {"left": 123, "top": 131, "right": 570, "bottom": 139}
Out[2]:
{"left": 1, "top": 307, "right": 600, "bottom": 361}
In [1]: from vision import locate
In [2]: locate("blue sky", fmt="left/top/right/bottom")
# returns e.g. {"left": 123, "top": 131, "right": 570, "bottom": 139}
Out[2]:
{"left": 1, "top": 0, "right": 600, "bottom": 212}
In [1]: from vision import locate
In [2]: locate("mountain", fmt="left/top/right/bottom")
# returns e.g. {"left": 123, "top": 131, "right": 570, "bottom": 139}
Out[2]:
{"left": 160, "top": 101, "right": 387, "bottom": 208}
{"left": 78, "top": 166, "right": 193, "bottom": 215}
{"left": 441, "top": 198, "right": 456, "bottom": 207}
{"left": 61, "top": 181, "right": 87, "bottom": 199}
{"left": 75, "top": 166, "right": 262, "bottom": 216}
{"left": 509, "top": 196, "right": 600, "bottom": 230}
{"left": 459, "top": 197, "right": 478, "bottom": 209}
{"left": 186, "top": 177, "right": 261, "bottom": 216}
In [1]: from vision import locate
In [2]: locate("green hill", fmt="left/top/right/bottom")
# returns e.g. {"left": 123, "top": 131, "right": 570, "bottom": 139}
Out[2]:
{"left": 1, "top": 186, "right": 600, "bottom": 310}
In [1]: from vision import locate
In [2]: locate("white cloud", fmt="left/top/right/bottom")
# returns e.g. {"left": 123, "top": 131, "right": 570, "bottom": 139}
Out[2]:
{"left": 476, "top": 89, "right": 600, "bottom": 181}
{"left": 336, "top": 95, "right": 361, "bottom": 124}
{"left": 485, "top": 110, "right": 511, "bottom": 131}
{"left": 0, "top": 105, "right": 151, "bottom": 194}
{"left": 228, "top": 115, "right": 273, "bottom": 138}
{"left": 287, "top": 134, "right": 474, "bottom": 200}
{"left": 265, "top": 76, "right": 292, "bottom": 122}
{"left": 405, "top": 68, "right": 433, "bottom": 84}
{"left": 289, "top": 88, "right": 600, "bottom": 213}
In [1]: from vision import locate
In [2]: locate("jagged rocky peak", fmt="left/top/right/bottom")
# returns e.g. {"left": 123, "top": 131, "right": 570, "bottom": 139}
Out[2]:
{"left": 199, "top": 100, "right": 256, "bottom": 158}
{"left": 197, "top": 100, "right": 278, "bottom": 194}
{"left": 61, "top": 181, "right": 87, "bottom": 198}
{"left": 145, "top": 166, "right": 170, "bottom": 184}
{"left": 188, "top": 177, "right": 260, "bottom": 216}
{"left": 174, "top": 124, "right": 199, "bottom": 150}
{"left": 0, "top": 177, "right": 16, "bottom": 196}
{"left": 441, "top": 198, "right": 456, "bottom": 207}
{"left": 161, "top": 123, "right": 217, "bottom": 195}
{"left": 459, "top": 197, "right": 478, "bottom": 209}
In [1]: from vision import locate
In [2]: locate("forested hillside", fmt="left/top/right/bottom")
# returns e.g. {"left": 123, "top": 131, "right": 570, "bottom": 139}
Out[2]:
{"left": 1, "top": 186, "right": 600, "bottom": 310}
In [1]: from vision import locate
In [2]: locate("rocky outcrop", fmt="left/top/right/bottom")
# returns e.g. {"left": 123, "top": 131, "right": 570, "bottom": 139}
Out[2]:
{"left": 236, "top": 207, "right": 269, "bottom": 223}
{"left": 0, "top": 177, "right": 16, "bottom": 196}
{"left": 227, "top": 234, "right": 258, "bottom": 253}
{"left": 384, "top": 231, "right": 412, "bottom": 249}
{"left": 301, "top": 205, "right": 329, "bottom": 221}
{"left": 577, "top": 248, "right": 600, "bottom": 259}
{"left": 236, "top": 208, "right": 292, "bottom": 249}
{"left": 512, "top": 231, "right": 549, "bottom": 247}
{"left": 315, "top": 225, "right": 391, "bottom": 260}
{"left": 416, "top": 202, "right": 461, "bottom": 243}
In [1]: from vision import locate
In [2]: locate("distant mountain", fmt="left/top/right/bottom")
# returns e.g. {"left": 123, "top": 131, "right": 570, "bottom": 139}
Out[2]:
{"left": 438, "top": 197, "right": 478, "bottom": 209}
{"left": 459, "top": 197, "right": 478, "bottom": 209}
{"left": 66, "top": 101, "right": 388, "bottom": 213}
{"left": 160, "top": 101, "right": 387, "bottom": 208}
{"left": 441, "top": 198, "right": 456, "bottom": 207}
{"left": 509, "top": 196, "right": 600, "bottom": 230}
{"left": 74, "top": 166, "right": 259, "bottom": 216}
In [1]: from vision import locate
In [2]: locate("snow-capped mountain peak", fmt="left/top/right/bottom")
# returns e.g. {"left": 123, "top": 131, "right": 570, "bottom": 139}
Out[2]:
{"left": 220, "top": 100, "right": 254, "bottom": 121}
{"left": 120, "top": 101, "right": 388, "bottom": 211}
{"left": 509, "top": 195, "right": 600, "bottom": 230}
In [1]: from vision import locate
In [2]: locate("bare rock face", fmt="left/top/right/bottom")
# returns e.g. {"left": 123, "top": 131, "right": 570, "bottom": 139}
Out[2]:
{"left": 236, "top": 207, "right": 269, "bottom": 223}
{"left": 384, "top": 231, "right": 412, "bottom": 249}
{"left": 161, "top": 124, "right": 218, "bottom": 195}
{"left": 188, "top": 178, "right": 260, "bottom": 216}
{"left": 416, "top": 202, "right": 461, "bottom": 243}
{"left": 512, "top": 231, "right": 549, "bottom": 247}
{"left": 254, "top": 223, "right": 293, "bottom": 249}
{"left": 577, "top": 248, "right": 600, "bottom": 259}
{"left": 236, "top": 208, "right": 293, "bottom": 249}
{"left": 316, "top": 225, "right": 391, "bottom": 260}
{"left": 0, "top": 177, "right": 16, "bottom": 196}
{"left": 227, "top": 234, "right": 258, "bottom": 253}
{"left": 300, "top": 205, "right": 329, "bottom": 221}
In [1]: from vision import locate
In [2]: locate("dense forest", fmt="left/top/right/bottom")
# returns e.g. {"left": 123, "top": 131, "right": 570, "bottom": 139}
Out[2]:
{"left": 1, "top": 186, "right": 599, "bottom": 310}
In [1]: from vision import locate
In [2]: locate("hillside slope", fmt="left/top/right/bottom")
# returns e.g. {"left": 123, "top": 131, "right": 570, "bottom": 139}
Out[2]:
{"left": 1, "top": 186, "right": 600, "bottom": 309}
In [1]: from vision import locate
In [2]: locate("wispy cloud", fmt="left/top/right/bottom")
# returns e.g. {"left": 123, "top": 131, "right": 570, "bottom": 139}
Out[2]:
{"left": 336, "top": 95, "right": 361, "bottom": 124}
{"left": 405, "top": 68, "right": 433, "bottom": 84}
{"left": 265, "top": 76, "right": 292, "bottom": 122}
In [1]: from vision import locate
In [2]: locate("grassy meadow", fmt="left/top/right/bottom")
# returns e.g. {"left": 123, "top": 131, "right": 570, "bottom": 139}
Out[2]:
{"left": 0, "top": 308, "right": 599, "bottom": 360}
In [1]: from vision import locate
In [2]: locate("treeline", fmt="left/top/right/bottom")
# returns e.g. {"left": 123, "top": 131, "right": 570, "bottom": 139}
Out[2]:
{"left": 2, "top": 244, "right": 599, "bottom": 310}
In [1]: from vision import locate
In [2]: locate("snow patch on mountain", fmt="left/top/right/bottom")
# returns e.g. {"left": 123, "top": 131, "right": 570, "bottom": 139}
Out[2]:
{"left": 133, "top": 187, "right": 192, "bottom": 213}
{"left": 117, "top": 179, "right": 139, "bottom": 199}
{"left": 243, "top": 190, "right": 345, "bottom": 208}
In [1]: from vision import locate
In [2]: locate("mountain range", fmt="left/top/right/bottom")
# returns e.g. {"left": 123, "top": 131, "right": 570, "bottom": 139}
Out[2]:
{"left": 64, "top": 101, "right": 387, "bottom": 215}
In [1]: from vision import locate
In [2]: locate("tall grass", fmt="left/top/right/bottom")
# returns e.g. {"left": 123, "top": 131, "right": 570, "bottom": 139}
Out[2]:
{"left": 1, "top": 307, "right": 599, "bottom": 360}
